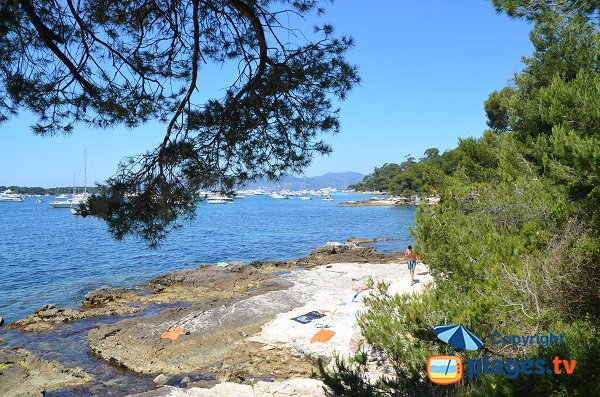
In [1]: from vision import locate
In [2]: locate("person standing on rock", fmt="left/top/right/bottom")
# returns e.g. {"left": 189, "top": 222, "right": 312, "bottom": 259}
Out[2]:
{"left": 404, "top": 245, "right": 417, "bottom": 286}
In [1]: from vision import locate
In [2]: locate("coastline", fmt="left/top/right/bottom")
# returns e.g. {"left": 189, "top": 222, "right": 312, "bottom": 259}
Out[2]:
{"left": 340, "top": 196, "right": 440, "bottom": 207}
{"left": 348, "top": 190, "right": 390, "bottom": 195}
{"left": 0, "top": 241, "right": 430, "bottom": 397}
{"left": 340, "top": 200, "right": 415, "bottom": 207}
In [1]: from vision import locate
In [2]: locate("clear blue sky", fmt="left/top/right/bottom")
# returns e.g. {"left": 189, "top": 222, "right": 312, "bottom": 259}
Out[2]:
{"left": 0, "top": 0, "right": 532, "bottom": 187}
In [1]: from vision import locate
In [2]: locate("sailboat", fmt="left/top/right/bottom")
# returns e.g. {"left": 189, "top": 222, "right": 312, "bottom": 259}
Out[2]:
{"left": 298, "top": 176, "right": 311, "bottom": 200}
{"left": 49, "top": 150, "right": 90, "bottom": 211}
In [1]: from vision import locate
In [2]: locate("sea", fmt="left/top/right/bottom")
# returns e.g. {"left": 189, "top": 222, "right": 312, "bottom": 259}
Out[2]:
{"left": 0, "top": 193, "right": 416, "bottom": 324}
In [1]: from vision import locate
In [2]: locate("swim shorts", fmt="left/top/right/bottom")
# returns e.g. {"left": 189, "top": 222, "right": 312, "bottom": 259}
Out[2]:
{"left": 407, "top": 260, "right": 416, "bottom": 270}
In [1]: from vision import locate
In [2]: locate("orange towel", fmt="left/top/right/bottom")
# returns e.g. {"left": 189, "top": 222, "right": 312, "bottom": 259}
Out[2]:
{"left": 310, "top": 329, "right": 336, "bottom": 343}
{"left": 352, "top": 285, "right": 369, "bottom": 291}
{"left": 160, "top": 327, "right": 182, "bottom": 340}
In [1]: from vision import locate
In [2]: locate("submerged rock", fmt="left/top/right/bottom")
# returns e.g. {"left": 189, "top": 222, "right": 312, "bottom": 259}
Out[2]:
{"left": 10, "top": 302, "right": 143, "bottom": 333}
{"left": 0, "top": 347, "right": 92, "bottom": 397}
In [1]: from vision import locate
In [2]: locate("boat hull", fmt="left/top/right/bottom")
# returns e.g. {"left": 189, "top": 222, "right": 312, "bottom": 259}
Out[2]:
{"left": 49, "top": 202, "right": 79, "bottom": 208}
{"left": 0, "top": 197, "right": 24, "bottom": 202}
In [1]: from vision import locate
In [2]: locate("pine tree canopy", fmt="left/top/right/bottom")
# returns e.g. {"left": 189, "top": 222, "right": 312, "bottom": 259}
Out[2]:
{"left": 0, "top": 0, "right": 359, "bottom": 246}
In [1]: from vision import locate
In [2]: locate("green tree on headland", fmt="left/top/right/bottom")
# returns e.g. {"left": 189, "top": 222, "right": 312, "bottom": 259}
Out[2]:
{"left": 350, "top": 148, "right": 460, "bottom": 195}
{"left": 323, "top": 3, "right": 600, "bottom": 396}
{"left": 0, "top": 0, "right": 359, "bottom": 246}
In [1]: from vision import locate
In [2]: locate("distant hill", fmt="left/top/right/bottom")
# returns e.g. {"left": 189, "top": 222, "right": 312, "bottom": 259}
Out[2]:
{"left": 240, "top": 172, "right": 365, "bottom": 190}
{"left": 4, "top": 172, "right": 366, "bottom": 194}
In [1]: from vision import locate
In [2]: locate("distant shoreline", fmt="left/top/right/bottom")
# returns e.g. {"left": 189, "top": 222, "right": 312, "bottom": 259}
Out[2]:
{"left": 351, "top": 190, "right": 390, "bottom": 195}
{"left": 340, "top": 200, "right": 415, "bottom": 207}
{"left": 340, "top": 196, "right": 439, "bottom": 207}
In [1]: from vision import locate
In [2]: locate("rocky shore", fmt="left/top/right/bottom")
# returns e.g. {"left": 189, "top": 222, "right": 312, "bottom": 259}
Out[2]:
{"left": 339, "top": 197, "right": 414, "bottom": 207}
{"left": 340, "top": 196, "right": 440, "bottom": 207}
{"left": 0, "top": 240, "right": 430, "bottom": 397}
{"left": 0, "top": 348, "right": 92, "bottom": 397}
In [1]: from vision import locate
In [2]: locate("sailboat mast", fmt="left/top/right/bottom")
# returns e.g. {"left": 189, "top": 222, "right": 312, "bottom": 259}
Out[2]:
{"left": 84, "top": 149, "right": 87, "bottom": 194}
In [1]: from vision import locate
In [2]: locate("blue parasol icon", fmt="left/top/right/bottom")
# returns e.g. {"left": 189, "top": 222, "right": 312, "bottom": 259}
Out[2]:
{"left": 434, "top": 324, "right": 483, "bottom": 351}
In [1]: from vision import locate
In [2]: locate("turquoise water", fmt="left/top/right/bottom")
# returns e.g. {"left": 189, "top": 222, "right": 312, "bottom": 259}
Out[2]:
{"left": 0, "top": 193, "right": 415, "bottom": 323}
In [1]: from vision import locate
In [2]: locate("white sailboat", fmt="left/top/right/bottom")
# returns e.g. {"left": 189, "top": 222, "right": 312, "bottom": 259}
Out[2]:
{"left": 298, "top": 177, "right": 311, "bottom": 200}
{"left": 50, "top": 150, "right": 90, "bottom": 211}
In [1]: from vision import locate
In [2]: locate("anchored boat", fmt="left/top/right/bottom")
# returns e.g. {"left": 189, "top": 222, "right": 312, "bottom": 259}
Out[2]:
{"left": 0, "top": 190, "right": 24, "bottom": 202}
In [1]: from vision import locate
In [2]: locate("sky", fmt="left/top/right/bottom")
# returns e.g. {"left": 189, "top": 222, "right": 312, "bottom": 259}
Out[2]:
{"left": 0, "top": 0, "right": 533, "bottom": 187}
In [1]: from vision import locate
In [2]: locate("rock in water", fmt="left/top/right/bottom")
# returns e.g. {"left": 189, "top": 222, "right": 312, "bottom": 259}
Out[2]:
{"left": 0, "top": 315, "right": 4, "bottom": 326}
{"left": 83, "top": 285, "right": 130, "bottom": 306}
{"left": 153, "top": 374, "right": 168, "bottom": 385}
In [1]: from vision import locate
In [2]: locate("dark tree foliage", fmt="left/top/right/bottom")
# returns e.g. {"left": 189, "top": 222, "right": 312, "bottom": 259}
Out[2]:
{"left": 0, "top": 0, "right": 359, "bottom": 246}
{"left": 484, "top": 87, "right": 514, "bottom": 132}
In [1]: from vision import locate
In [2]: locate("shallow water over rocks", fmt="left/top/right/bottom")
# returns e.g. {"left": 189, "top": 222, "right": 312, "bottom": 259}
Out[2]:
{"left": 1, "top": 302, "right": 199, "bottom": 397}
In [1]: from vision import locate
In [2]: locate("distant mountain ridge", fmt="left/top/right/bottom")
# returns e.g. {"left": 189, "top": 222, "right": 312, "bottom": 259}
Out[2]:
{"left": 3, "top": 172, "right": 366, "bottom": 194}
{"left": 240, "top": 172, "right": 365, "bottom": 190}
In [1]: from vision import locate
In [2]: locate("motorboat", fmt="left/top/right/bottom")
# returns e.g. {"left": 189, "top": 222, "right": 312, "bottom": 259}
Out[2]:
{"left": 49, "top": 197, "right": 79, "bottom": 208}
{"left": 270, "top": 193, "right": 289, "bottom": 199}
{"left": 50, "top": 193, "right": 90, "bottom": 209}
{"left": 0, "top": 190, "right": 24, "bottom": 202}
{"left": 205, "top": 192, "right": 233, "bottom": 204}
{"left": 322, "top": 194, "right": 334, "bottom": 201}
{"left": 298, "top": 196, "right": 311, "bottom": 200}
{"left": 207, "top": 198, "right": 231, "bottom": 204}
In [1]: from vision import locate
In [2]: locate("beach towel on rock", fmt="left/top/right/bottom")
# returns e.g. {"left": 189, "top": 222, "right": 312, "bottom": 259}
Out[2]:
{"left": 310, "top": 329, "right": 336, "bottom": 343}
{"left": 291, "top": 311, "right": 326, "bottom": 324}
{"left": 160, "top": 327, "right": 182, "bottom": 340}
